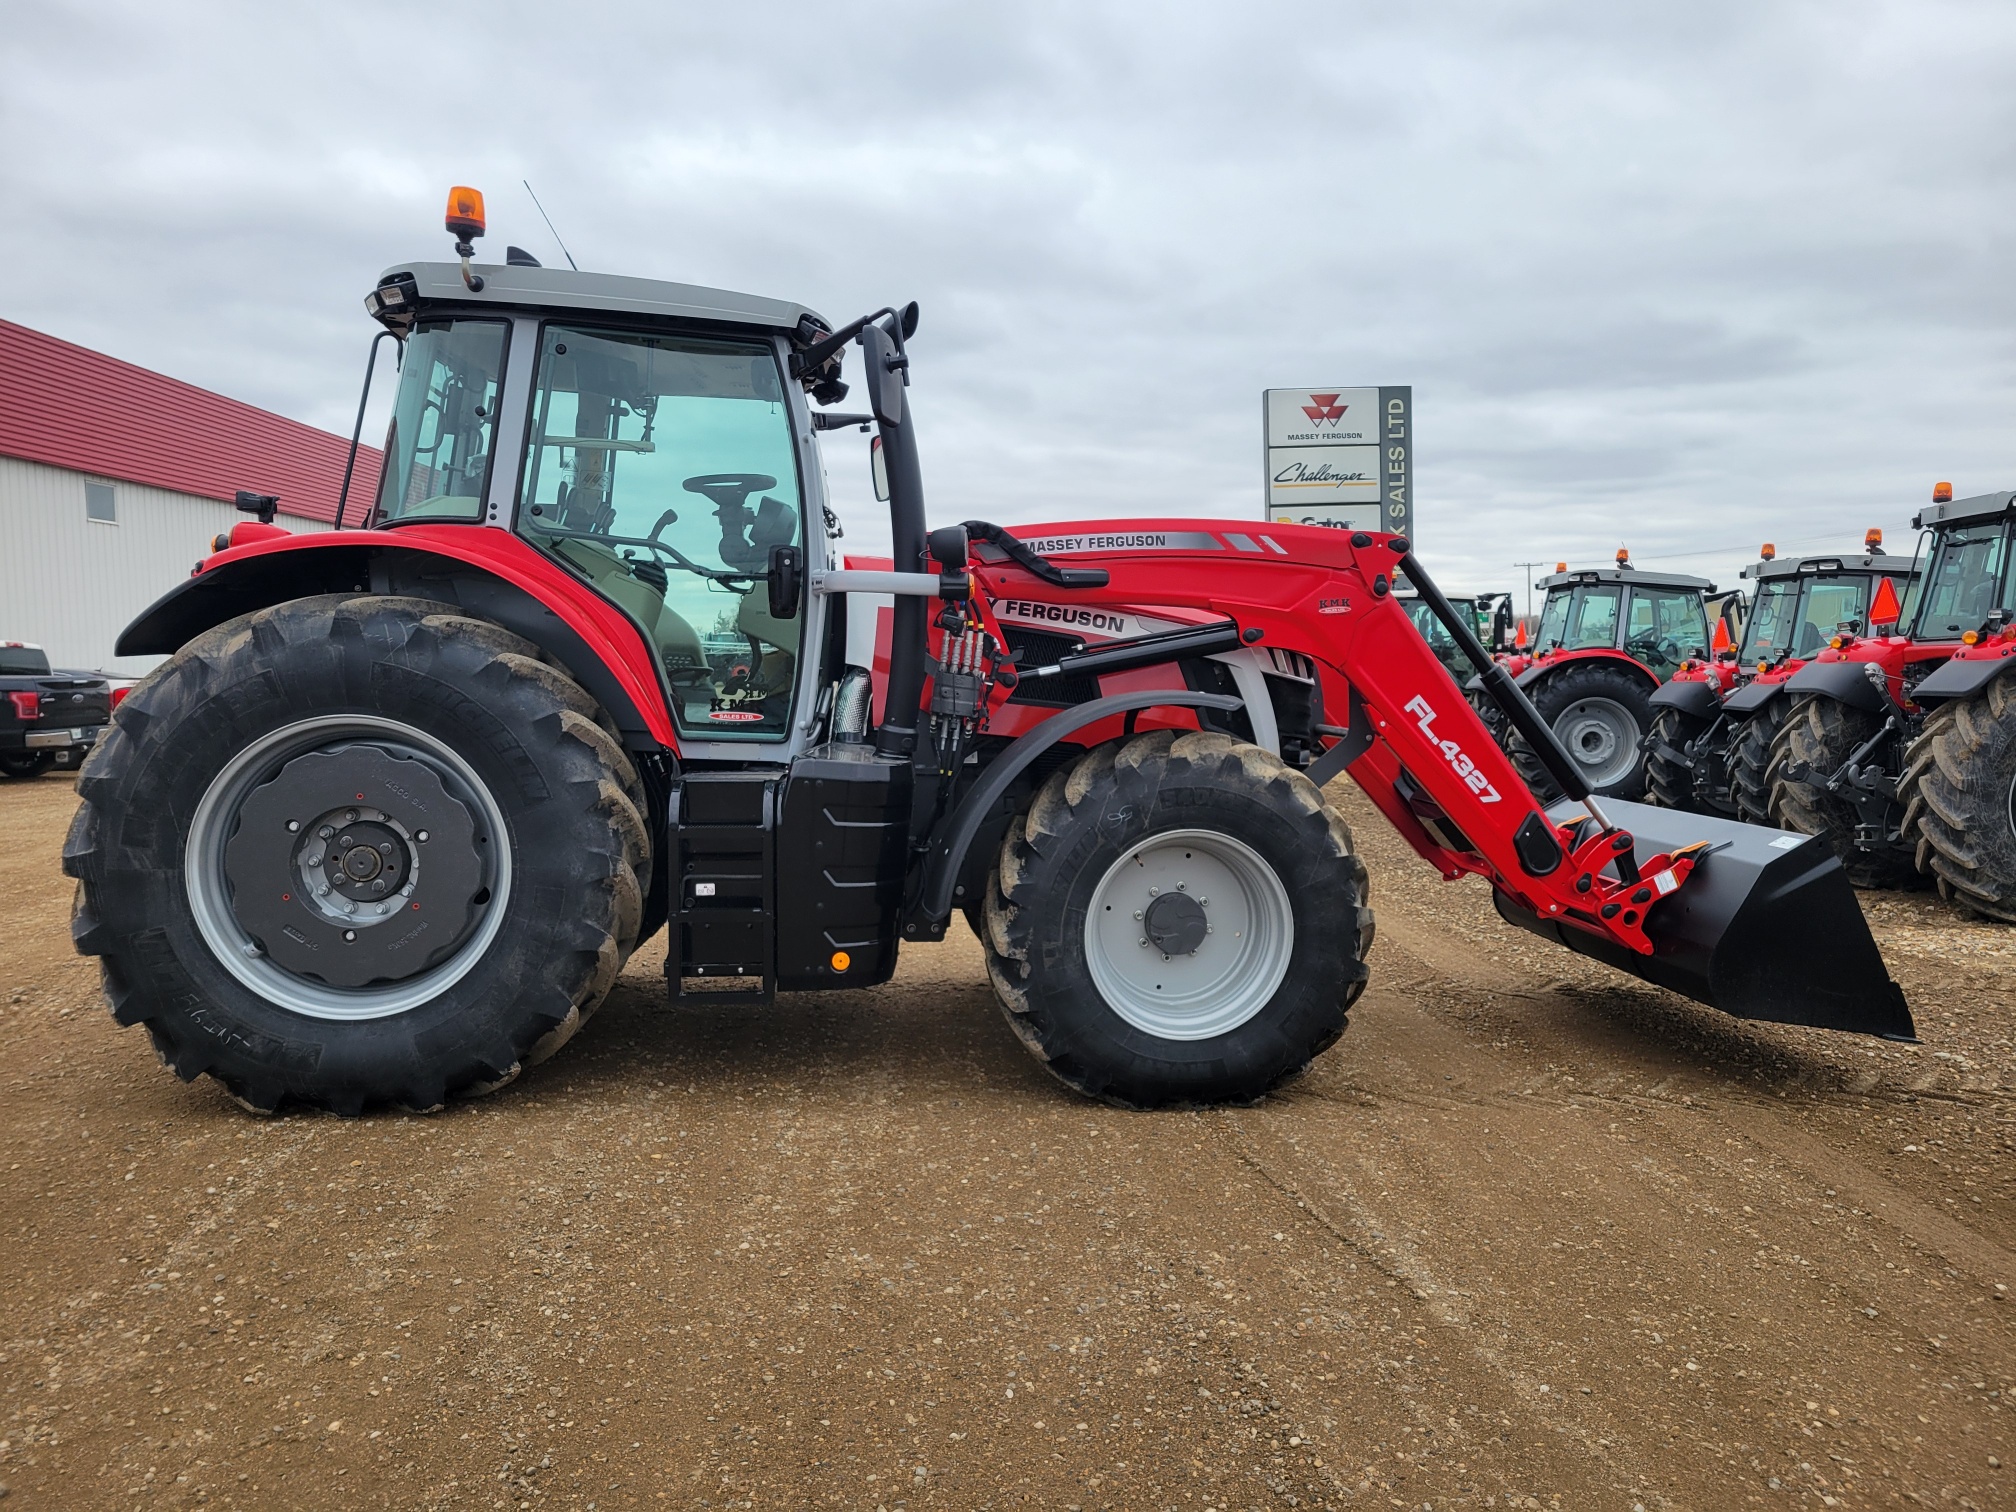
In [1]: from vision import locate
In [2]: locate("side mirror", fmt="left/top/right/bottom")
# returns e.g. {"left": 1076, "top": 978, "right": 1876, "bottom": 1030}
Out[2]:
{"left": 859, "top": 322, "right": 907, "bottom": 426}
{"left": 900, "top": 300, "right": 921, "bottom": 340}
{"left": 767, "top": 545, "right": 803, "bottom": 620}
{"left": 1491, "top": 598, "right": 1515, "bottom": 651}
{"left": 870, "top": 436, "right": 890, "bottom": 503}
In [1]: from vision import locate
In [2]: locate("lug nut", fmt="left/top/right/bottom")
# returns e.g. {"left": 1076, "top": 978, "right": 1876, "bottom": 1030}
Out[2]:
{"left": 1133, "top": 910, "right": 1143, "bottom": 920}
{"left": 286, "top": 820, "right": 300, "bottom": 832}
{"left": 1148, "top": 886, "right": 1160, "bottom": 896}
{"left": 1139, "top": 938, "right": 1149, "bottom": 948}
{"left": 318, "top": 825, "right": 334, "bottom": 839}
{"left": 416, "top": 830, "right": 429, "bottom": 843}
{"left": 343, "top": 930, "right": 356, "bottom": 942}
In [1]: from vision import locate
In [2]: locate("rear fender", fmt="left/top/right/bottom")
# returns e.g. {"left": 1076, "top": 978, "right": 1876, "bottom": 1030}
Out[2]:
{"left": 1782, "top": 657, "right": 1888, "bottom": 715}
{"left": 1514, "top": 648, "right": 1661, "bottom": 693}
{"left": 1648, "top": 678, "right": 1721, "bottom": 718}
{"left": 1909, "top": 645, "right": 2016, "bottom": 704}
{"left": 116, "top": 528, "right": 678, "bottom": 748}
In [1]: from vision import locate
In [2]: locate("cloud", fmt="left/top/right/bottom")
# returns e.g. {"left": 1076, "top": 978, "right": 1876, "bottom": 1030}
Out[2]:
{"left": 3, "top": 0, "right": 2011, "bottom": 598}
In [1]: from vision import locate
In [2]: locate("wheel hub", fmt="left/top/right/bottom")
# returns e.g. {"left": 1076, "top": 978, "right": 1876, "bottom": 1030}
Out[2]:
{"left": 1552, "top": 696, "right": 1641, "bottom": 789}
{"left": 222, "top": 744, "right": 488, "bottom": 989}
{"left": 1142, "top": 890, "right": 1209, "bottom": 956}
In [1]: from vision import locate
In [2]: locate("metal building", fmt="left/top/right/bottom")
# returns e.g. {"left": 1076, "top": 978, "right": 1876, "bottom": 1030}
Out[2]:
{"left": 0, "top": 320, "right": 381, "bottom": 673}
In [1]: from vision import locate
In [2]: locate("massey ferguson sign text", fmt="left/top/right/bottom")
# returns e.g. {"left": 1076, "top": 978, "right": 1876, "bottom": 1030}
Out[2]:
{"left": 1263, "top": 385, "right": 1412, "bottom": 540}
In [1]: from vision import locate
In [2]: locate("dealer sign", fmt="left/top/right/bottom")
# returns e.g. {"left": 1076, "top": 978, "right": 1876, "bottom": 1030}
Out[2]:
{"left": 1262, "top": 386, "right": 1411, "bottom": 539}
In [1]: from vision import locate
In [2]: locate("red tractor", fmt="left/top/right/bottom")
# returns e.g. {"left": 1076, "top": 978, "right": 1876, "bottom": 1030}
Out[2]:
{"left": 1644, "top": 535, "right": 1919, "bottom": 823}
{"left": 1477, "top": 555, "right": 1732, "bottom": 803}
{"left": 1771, "top": 484, "right": 2016, "bottom": 906}
{"left": 63, "top": 190, "right": 1911, "bottom": 1115}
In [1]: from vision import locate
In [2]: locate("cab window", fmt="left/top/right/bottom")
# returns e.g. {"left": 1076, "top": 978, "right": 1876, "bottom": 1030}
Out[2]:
{"left": 1623, "top": 587, "right": 1708, "bottom": 676}
{"left": 375, "top": 319, "right": 508, "bottom": 522}
{"left": 518, "top": 326, "right": 804, "bottom": 739}
{"left": 1549, "top": 584, "right": 1621, "bottom": 650}
{"left": 1916, "top": 523, "right": 2013, "bottom": 639}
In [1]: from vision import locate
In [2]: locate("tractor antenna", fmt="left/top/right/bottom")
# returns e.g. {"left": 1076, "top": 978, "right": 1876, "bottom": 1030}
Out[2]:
{"left": 523, "top": 180, "right": 579, "bottom": 271}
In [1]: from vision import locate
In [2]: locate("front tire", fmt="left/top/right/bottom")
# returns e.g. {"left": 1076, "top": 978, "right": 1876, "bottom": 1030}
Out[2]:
{"left": 981, "top": 731, "right": 1373, "bottom": 1108}
{"left": 1507, "top": 661, "right": 1656, "bottom": 802}
{"left": 1898, "top": 679, "right": 2016, "bottom": 920}
{"left": 1768, "top": 694, "right": 1916, "bottom": 889}
{"left": 1644, "top": 705, "right": 1707, "bottom": 811}
{"left": 64, "top": 596, "right": 649, "bottom": 1114}
{"left": 1728, "top": 697, "right": 1790, "bottom": 826}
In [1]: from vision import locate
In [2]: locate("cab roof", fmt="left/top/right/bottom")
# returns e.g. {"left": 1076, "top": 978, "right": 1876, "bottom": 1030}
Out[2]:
{"left": 375, "top": 261, "right": 828, "bottom": 336}
{"left": 1536, "top": 566, "right": 1715, "bottom": 594}
{"left": 1742, "top": 551, "right": 1918, "bottom": 582}
{"left": 1913, "top": 489, "right": 2016, "bottom": 532}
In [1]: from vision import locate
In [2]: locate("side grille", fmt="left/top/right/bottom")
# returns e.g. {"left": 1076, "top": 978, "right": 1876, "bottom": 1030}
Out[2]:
{"left": 999, "top": 625, "right": 1102, "bottom": 707}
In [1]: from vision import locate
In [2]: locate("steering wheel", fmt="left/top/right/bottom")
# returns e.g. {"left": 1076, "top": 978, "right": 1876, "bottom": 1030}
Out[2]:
{"left": 1626, "top": 633, "right": 1683, "bottom": 667}
{"left": 682, "top": 474, "right": 777, "bottom": 513}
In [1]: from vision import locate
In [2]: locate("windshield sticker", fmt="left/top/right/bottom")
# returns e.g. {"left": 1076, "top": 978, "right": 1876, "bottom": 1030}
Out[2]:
{"left": 708, "top": 709, "right": 767, "bottom": 723}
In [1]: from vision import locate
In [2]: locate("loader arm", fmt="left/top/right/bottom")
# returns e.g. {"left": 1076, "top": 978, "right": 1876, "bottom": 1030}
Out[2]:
{"left": 964, "top": 521, "right": 1911, "bottom": 1039}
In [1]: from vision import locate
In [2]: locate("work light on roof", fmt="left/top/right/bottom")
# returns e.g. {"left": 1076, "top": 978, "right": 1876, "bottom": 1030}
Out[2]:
{"left": 1933, "top": 481, "right": 1953, "bottom": 503}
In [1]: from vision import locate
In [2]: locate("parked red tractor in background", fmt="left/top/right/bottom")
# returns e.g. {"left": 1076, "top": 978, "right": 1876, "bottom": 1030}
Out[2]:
{"left": 60, "top": 189, "right": 1912, "bottom": 1116}
{"left": 1644, "top": 535, "right": 1919, "bottom": 823}
{"left": 1770, "top": 484, "right": 2016, "bottom": 908}
{"left": 1472, "top": 555, "right": 1737, "bottom": 803}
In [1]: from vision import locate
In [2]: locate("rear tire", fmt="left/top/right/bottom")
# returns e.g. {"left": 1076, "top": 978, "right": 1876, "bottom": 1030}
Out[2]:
{"left": 1768, "top": 694, "right": 1917, "bottom": 889}
{"left": 1728, "top": 698, "right": 1789, "bottom": 826}
{"left": 980, "top": 731, "right": 1373, "bottom": 1108}
{"left": 0, "top": 751, "right": 56, "bottom": 779}
{"left": 63, "top": 595, "right": 650, "bottom": 1115}
{"left": 1507, "top": 661, "right": 1656, "bottom": 803}
{"left": 1898, "top": 679, "right": 2016, "bottom": 921}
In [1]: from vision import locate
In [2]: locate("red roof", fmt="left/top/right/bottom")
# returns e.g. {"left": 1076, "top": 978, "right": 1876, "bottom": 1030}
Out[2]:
{"left": 0, "top": 319, "right": 382, "bottom": 524}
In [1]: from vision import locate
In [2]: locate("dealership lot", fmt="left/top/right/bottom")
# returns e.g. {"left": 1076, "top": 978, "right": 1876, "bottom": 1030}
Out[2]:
{"left": 2, "top": 771, "right": 2011, "bottom": 1510}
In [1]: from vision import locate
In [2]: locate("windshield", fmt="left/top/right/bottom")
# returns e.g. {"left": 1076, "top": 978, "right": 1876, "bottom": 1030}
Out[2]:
{"left": 375, "top": 319, "right": 508, "bottom": 523}
{"left": 1914, "top": 522, "right": 2015, "bottom": 640}
{"left": 1536, "top": 584, "right": 1621, "bottom": 651}
{"left": 1740, "top": 575, "right": 1873, "bottom": 662}
{"left": 518, "top": 325, "right": 805, "bottom": 740}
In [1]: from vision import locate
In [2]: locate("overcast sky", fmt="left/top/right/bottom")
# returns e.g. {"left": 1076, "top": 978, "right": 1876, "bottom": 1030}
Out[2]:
{"left": 5, "top": 1, "right": 2012, "bottom": 604}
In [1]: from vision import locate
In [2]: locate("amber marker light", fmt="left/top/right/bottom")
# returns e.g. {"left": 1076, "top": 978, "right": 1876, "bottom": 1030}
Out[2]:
{"left": 1933, "top": 481, "right": 1953, "bottom": 503}
{"left": 1865, "top": 528, "right": 1883, "bottom": 551}
{"left": 1615, "top": 548, "right": 1630, "bottom": 566}
{"left": 1555, "top": 561, "right": 1567, "bottom": 572}
{"left": 445, "top": 186, "right": 486, "bottom": 239}
{"left": 1760, "top": 543, "right": 1776, "bottom": 561}
{"left": 830, "top": 950, "right": 852, "bottom": 972}
{"left": 1963, "top": 631, "right": 1981, "bottom": 645}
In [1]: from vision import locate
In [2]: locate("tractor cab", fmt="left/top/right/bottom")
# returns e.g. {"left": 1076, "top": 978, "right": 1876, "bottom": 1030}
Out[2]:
{"left": 364, "top": 258, "right": 835, "bottom": 749}
{"left": 1737, "top": 538, "right": 1920, "bottom": 670}
{"left": 1528, "top": 557, "right": 1716, "bottom": 681}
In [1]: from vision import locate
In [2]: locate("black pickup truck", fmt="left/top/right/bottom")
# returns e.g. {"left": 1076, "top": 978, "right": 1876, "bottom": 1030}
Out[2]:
{"left": 1, "top": 642, "right": 112, "bottom": 778}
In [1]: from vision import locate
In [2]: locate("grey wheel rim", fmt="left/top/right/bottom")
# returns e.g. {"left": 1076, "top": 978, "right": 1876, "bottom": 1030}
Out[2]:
{"left": 184, "top": 715, "right": 512, "bottom": 1022}
{"left": 1552, "top": 696, "right": 1641, "bottom": 790}
{"left": 1082, "top": 828, "right": 1294, "bottom": 1041}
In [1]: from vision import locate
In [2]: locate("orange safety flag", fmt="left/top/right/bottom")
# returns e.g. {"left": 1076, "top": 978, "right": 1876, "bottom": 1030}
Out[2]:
{"left": 1870, "top": 575, "right": 1902, "bottom": 628}
{"left": 1711, "top": 617, "right": 1733, "bottom": 654}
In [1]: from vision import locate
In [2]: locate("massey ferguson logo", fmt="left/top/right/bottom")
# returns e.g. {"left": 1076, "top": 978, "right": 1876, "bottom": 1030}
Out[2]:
{"left": 1404, "top": 694, "right": 1501, "bottom": 803}
{"left": 1301, "top": 394, "right": 1348, "bottom": 426}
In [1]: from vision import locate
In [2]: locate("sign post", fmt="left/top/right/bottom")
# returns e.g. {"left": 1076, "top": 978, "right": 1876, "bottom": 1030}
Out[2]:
{"left": 1262, "top": 386, "right": 1411, "bottom": 538}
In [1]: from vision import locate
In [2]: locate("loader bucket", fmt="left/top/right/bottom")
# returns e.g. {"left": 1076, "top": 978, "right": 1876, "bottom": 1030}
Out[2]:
{"left": 1494, "top": 798, "right": 1914, "bottom": 1040}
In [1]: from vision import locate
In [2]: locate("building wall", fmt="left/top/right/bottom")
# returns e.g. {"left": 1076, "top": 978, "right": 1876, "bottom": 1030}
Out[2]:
{"left": 0, "top": 454, "right": 332, "bottom": 674}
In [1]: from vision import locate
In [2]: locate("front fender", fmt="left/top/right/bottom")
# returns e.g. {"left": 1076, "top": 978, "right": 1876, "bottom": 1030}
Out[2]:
{"left": 1648, "top": 679, "right": 1721, "bottom": 718}
{"left": 1910, "top": 645, "right": 2016, "bottom": 704}
{"left": 1722, "top": 678, "right": 1786, "bottom": 716}
{"left": 117, "top": 527, "right": 678, "bottom": 747}
{"left": 1782, "top": 658, "right": 1889, "bottom": 715}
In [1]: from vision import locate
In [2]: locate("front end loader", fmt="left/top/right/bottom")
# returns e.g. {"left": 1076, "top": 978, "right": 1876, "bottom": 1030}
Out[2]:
{"left": 63, "top": 191, "right": 1914, "bottom": 1116}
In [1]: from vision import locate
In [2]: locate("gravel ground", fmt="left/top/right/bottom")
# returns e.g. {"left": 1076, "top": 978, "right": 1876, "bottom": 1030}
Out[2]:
{"left": 1, "top": 768, "right": 2011, "bottom": 1510}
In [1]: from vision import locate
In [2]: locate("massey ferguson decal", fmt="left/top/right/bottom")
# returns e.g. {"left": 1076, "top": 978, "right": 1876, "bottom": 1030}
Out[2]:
{"left": 1405, "top": 693, "right": 1501, "bottom": 803}
{"left": 1004, "top": 531, "right": 1225, "bottom": 555}
{"left": 994, "top": 600, "right": 1133, "bottom": 635}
